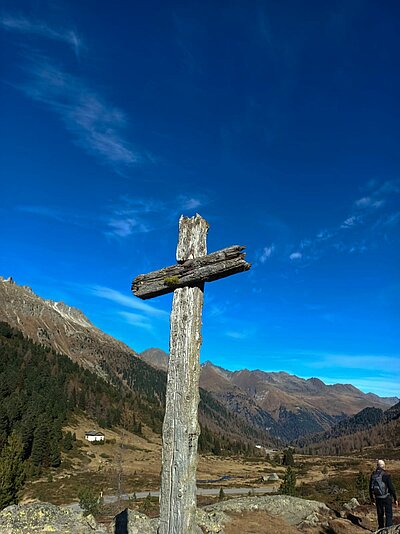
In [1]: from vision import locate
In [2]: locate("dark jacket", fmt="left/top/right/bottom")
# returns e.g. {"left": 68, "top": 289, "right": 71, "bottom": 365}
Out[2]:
{"left": 369, "top": 469, "right": 397, "bottom": 502}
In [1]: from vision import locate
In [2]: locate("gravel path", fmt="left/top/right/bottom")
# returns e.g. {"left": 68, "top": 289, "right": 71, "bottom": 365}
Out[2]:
{"left": 66, "top": 486, "right": 275, "bottom": 512}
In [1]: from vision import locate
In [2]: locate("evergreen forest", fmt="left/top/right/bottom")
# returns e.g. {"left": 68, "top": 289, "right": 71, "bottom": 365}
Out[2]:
{"left": 0, "top": 321, "right": 263, "bottom": 508}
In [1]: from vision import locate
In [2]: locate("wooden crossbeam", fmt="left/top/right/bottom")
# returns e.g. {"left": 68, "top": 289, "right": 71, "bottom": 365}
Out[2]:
{"left": 132, "top": 245, "right": 251, "bottom": 300}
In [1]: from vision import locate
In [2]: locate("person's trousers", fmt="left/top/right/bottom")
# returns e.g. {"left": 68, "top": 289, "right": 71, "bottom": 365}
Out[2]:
{"left": 376, "top": 496, "right": 393, "bottom": 528}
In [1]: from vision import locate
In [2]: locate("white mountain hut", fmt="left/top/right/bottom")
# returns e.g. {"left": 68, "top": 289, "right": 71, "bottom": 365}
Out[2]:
{"left": 84, "top": 431, "right": 105, "bottom": 442}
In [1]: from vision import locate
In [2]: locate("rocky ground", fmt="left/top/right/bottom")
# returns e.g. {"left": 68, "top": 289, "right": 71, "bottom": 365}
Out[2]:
{"left": 1, "top": 496, "right": 399, "bottom": 533}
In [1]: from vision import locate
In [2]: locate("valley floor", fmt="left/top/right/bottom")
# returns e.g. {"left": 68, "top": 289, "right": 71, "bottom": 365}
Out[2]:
{"left": 21, "top": 415, "right": 400, "bottom": 515}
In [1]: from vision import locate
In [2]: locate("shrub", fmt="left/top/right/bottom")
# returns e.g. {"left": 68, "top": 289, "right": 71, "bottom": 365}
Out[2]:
{"left": 78, "top": 486, "right": 102, "bottom": 516}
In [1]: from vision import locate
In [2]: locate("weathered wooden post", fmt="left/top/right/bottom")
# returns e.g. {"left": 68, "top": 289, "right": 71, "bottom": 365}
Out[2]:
{"left": 132, "top": 214, "right": 250, "bottom": 534}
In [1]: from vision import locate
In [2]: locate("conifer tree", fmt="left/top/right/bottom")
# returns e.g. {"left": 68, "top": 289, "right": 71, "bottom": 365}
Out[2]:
{"left": 63, "top": 431, "right": 74, "bottom": 451}
{"left": 282, "top": 448, "right": 295, "bottom": 466}
{"left": 0, "top": 433, "right": 25, "bottom": 509}
{"left": 280, "top": 466, "right": 297, "bottom": 496}
{"left": 31, "top": 421, "right": 50, "bottom": 467}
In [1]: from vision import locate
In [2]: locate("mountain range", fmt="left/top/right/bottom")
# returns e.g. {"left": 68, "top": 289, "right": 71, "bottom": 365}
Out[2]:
{"left": 0, "top": 276, "right": 397, "bottom": 444}
{"left": 140, "top": 348, "right": 397, "bottom": 441}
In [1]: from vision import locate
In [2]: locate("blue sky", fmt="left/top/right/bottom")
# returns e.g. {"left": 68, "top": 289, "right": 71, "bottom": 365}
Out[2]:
{"left": 1, "top": 1, "right": 399, "bottom": 397}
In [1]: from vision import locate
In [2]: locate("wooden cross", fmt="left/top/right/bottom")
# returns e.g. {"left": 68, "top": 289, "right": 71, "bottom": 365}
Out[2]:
{"left": 131, "top": 214, "right": 251, "bottom": 534}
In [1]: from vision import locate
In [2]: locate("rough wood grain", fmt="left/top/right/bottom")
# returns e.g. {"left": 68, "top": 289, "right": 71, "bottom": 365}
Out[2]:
{"left": 131, "top": 214, "right": 251, "bottom": 534}
{"left": 158, "top": 215, "right": 207, "bottom": 534}
{"left": 132, "top": 245, "right": 251, "bottom": 300}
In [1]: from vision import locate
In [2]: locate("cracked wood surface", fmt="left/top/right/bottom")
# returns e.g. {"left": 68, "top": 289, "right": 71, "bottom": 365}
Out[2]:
{"left": 158, "top": 215, "right": 207, "bottom": 534}
{"left": 132, "top": 245, "right": 251, "bottom": 300}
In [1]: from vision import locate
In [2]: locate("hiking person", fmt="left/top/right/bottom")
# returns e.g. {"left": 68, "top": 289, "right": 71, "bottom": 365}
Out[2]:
{"left": 369, "top": 459, "right": 398, "bottom": 529}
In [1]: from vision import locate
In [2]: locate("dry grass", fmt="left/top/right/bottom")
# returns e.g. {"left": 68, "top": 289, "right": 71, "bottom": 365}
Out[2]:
{"left": 21, "top": 415, "right": 400, "bottom": 515}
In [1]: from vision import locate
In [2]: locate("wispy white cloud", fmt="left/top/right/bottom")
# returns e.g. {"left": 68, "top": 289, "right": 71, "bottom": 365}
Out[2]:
{"left": 180, "top": 197, "right": 202, "bottom": 210}
{"left": 104, "top": 197, "right": 166, "bottom": 238}
{"left": 18, "top": 196, "right": 169, "bottom": 238}
{"left": 318, "top": 375, "right": 400, "bottom": 398}
{"left": 2, "top": 12, "right": 142, "bottom": 169}
{"left": 225, "top": 330, "right": 249, "bottom": 339}
{"left": 0, "top": 13, "right": 83, "bottom": 57}
{"left": 18, "top": 56, "right": 138, "bottom": 168}
{"left": 275, "top": 349, "right": 400, "bottom": 396}
{"left": 340, "top": 215, "right": 359, "bottom": 228}
{"left": 119, "top": 311, "right": 153, "bottom": 331}
{"left": 259, "top": 245, "right": 275, "bottom": 263}
{"left": 354, "top": 196, "right": 385, "bottom": 210}
{"left": 89, "top": 285, "right": 168, "bottom": 318}
{"left": 19, "top": 205, "right": 68, "bottom": 222}
{"left": 299, "top": 351, "right": 400, "bottom": 372}
{"left": 288, "top": 179, "right": 400, "bottom": 266}
{"left": 106, "top": 218, "right": 149, "bottom": 238}
{"left": 104, "top": 194, "right": 211, "bottom": 238}
{"left": 176, "top": 194, "right": 211, "bottom": 214}
{"left": 383, "top": 212, "right": 400, "bottom": 227}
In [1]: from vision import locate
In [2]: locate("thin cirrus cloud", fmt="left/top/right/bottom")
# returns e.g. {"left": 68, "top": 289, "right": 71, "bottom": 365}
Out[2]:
{"left": 18, "top": 196, "right": 168, "bottom": 238}
{"left": 18, "top": 205, "right": 71, "bottom": 223}
{"left": 88, "top": 285, "right": 168, "bottom": 318}
{"left": 19, "top": 56, "right": 139, "bottom": 168}
{"left": 106, "top": 218, "right": 149, "bottom": 238}
{"left": 118, "top": 311, "right": 153, "bottom": 331}
{"left": 259, "top": 245, "right": 275, "bottom": 263}
{"left": 340, "top": 215, "right": 359, "bottom": 229}
{"left": 179, "top": 197, "right": 202, "bottom": 210}
{"left": 176, "top": 194, "right": 211, "bottom": 213}
{"left": 287, "top": 179, "right": 400, "bottom": 264}
{"left": 1, "top": 12, "right": 139, "bottom": 170}
{"left": 300, "top": 351, "right": 400, "bottom": 372}
{"left": 318, "top": 376, "right": 399, "bottom": 397}
{"left": 0, "top": 13, "right": 83, "bottom": 57}
{"left": 225, "top": 330, "right": 248, "bottom": 339}
{"left": 106, "top": 195, "right": 209, "bottom": 238}
{"left": 104, "top": 197, "right": 165, "bottom": 238}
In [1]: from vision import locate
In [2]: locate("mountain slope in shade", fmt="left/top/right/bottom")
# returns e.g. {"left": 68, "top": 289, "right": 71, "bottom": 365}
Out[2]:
{"left": 296, "top": 401, "right": 400, "bottom": 454}
{"left": 0, "top": 277, "right": 136, "bottom": 383}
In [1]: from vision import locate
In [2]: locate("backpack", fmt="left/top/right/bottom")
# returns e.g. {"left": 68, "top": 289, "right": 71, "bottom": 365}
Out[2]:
{"left": 371, "top": 470, "right": 388, "bottom": 498}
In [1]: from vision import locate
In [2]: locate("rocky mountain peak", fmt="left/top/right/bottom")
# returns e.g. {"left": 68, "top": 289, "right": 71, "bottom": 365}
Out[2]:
{"left": 139, "top": 348, "right": 169, "bottom": 371}
{"left": 0, "top": 277, "right": 94, "bottom": 330}
{"left": 0, "top": 277, "right": 136, "bottom": 377}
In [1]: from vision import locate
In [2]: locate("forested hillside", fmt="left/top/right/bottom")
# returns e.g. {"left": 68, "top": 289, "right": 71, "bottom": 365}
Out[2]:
{"left": 296, "top": 402, "right": 400, "bottom": 456}
{"left": 0, "top": 322, "right": 152, "bottom": 466}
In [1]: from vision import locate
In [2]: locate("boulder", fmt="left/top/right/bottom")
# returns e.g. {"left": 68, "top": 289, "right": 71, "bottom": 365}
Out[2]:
{"left": 196, "top": 508, "right": 229, "bottom": 533}
{"left": 0, "top": 502, "right": 108, "bottom": 533}
{"left": 343, "top": 498, "right": 360, "bottom": 511}
{"left": 203, "top": 494, "right": 331, "bottom": 527}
